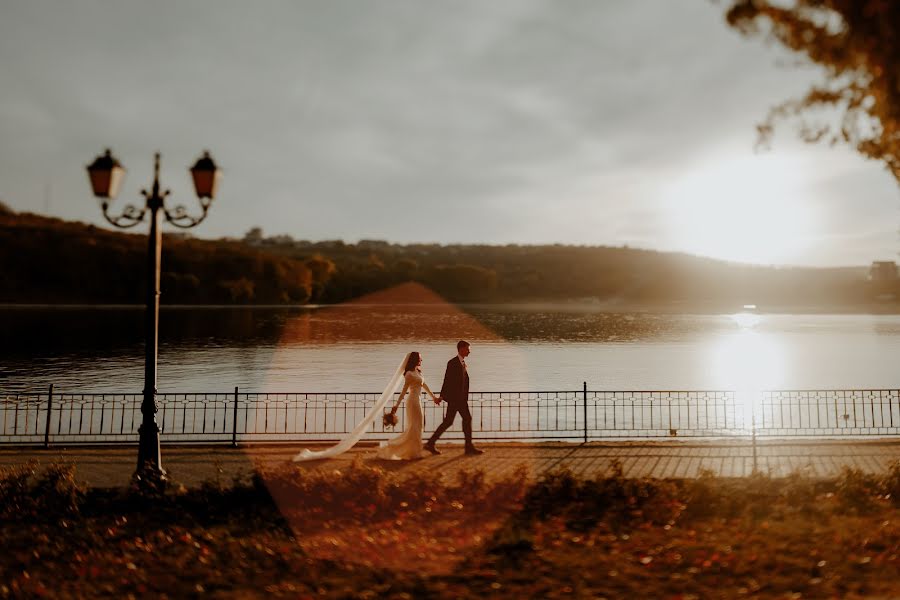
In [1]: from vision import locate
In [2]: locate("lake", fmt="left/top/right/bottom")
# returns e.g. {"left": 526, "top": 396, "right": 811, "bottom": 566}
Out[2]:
{"left": 3, "top": 303, "right": 900, "bottom": 396}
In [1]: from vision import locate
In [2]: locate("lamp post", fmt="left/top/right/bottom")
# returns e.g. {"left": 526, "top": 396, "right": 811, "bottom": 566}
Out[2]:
{"left": 86, "top": 149, "right": 221, "bottom": 478}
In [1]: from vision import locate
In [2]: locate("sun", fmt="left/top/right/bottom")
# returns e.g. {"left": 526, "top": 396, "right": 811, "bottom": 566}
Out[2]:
{"left": 662, "top": 152, "right": 818, "bottom": 264}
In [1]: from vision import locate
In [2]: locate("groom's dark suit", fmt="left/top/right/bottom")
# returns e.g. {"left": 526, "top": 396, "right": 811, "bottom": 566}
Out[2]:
{"left": 427, "top": 356, "right": 474, "bottom": 447}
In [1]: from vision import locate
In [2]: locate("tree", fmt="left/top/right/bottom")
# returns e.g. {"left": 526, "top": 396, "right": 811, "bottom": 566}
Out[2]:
{"left": 218, "top": 277, "right": 255, "bottom": 303}
{"left": 305, "top": 254, "right": 337, "bottom": 284}
{"left": 424, "top": 264, "right": 497, "bottom": 301}
{"left": 393, "top": 258, "right": 418, "bottom": 280}
{"left": 267, "top": 233, "right": 294, "bottom": 245}
{"left": 305, "top": 254, "right": 337, "bottom": 301}
{"left": 725, "top": 1, "right": 900, "bottom": 182}
{"left": 243, "top": 227, "right": 264, "bottom": 245}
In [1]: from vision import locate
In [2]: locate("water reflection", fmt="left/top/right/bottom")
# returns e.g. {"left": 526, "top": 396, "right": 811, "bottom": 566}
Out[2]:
{"left": 711, "top": 314, "right": 786, "bottom": 424}
{"left": 712, "top": 330, "right": 785, "bottom": 388}
{"left": 729, "top": 311, "right": 762, "bottom": 330}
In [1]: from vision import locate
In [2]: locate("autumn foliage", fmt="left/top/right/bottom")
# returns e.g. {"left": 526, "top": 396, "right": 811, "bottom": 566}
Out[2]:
{"left": 726, "top": 0, "right": 900, "bottom": 181}
{"left": 7, "top": 460, "right": 900, "bottom": 597}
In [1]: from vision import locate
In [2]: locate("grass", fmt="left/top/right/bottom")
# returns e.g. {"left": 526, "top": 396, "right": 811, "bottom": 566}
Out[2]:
{"left": 5, "top": 460, "right": 900, "bottom": 598}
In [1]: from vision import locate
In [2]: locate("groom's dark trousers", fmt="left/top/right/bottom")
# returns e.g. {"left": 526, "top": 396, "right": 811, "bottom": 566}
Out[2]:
{"left": 428, "top": 356, "right": 473, "bottom": 446}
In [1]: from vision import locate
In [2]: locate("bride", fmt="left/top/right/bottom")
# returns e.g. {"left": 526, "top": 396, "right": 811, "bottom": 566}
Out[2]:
{"left": 292, "top": 351, "right": 439, "bottom": 462}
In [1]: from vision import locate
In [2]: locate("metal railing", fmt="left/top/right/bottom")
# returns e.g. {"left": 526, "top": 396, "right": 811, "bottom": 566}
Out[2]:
{"left": 757, "top": 390, "right": 900, "bottom": 436}
{"left": 4, "top": 385, "right": 900, "bottom": 446}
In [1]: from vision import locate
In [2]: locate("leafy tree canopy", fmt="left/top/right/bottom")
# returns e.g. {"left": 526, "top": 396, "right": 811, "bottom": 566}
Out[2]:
{"left": 726, "top": 0, "right": 900, "bottom": 181}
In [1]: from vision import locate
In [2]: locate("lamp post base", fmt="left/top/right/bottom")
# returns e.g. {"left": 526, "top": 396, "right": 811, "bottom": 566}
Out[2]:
{"left": 135, "top": 421, "right": 167, "bottom": 489}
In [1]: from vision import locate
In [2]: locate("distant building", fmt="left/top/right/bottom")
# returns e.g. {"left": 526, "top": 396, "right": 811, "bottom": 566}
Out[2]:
{"left": 869, "top": 261, "right": 898, "bottom": 284}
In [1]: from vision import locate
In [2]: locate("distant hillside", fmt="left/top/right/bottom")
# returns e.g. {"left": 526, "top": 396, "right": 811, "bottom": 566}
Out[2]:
{"left": 0, "top": 212, "right": 313, "bottom": 304}
{"left": 243, "top": 231, "right": 894, "bottom": 311}
{"left": 1, "top": 211, "right": 897, "bottom": 310}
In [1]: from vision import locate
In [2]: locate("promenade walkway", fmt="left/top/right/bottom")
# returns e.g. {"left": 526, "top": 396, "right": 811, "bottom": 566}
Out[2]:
{"left": 4, "top": 439, "right": 900, "bottom": 488}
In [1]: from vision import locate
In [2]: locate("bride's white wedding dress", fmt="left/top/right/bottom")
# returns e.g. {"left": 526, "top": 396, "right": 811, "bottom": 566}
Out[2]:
{"left": 376, "top": 370, "right": 428, "bottom": 460}
{"left": 292, "top": 352, "right": 432, "bottom": 462}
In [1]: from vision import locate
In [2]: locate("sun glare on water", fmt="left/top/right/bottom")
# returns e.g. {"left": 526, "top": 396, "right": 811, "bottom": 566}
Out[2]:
{"left": 730, "top": 310, "right": 761, "bottom": 329}
{"left": 663, "top": 153, "right": 818, "bottom": 265}
{"left": 710, "top": 312, "right": 785, "bottom": 424}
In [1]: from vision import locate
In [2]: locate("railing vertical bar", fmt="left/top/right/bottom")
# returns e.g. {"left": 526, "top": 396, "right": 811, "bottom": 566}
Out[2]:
{"left": 232, "top": 387, "right": 239, "bottom": 447}
{"left": 705, "top": 393, "right": 709, "bottom": 430}
{"left": 3, "top": 395, "right": 10, "bottom": 436}
{"left": 667, "top": 396, "right": 672, "bottom": 434}
{"left": 834, "top": 392, "right": 840, "bottom": 430}
{"left": 631, "top": 397, "right": 636, "bottom": 432}
{"left": 303, "top": 396, "right": 309, "bottom": 433}
{"left": 44, "top": 384, "right": 54, "bottom": 448}
{"left": 63, "top": 395, "right": 74, "bottom": 434}
{"left": 98, "top": 394, "right": 106, "bottom": 434}
{"left": 583, "top": 382, "right": 588, "bottom": 443}
{"left": 879, "top": 391, "right": 894, "bottom": 427}
{"left": 870, "top": 392, "right": 876, "bottom": 429}
{"left": 24, "top": 393, "right": 31, "bottom": 436}
{"left": 751, "top": 394, "right": 758, "bottom": 473}
{"left": 553, "top": 395, "right": 558, "bottom": 431}
{"left": 517, "top": 394, "right": 522, "bottom": 432}
{"left": 3, "top": 394, "right": 12, "bottom": 436}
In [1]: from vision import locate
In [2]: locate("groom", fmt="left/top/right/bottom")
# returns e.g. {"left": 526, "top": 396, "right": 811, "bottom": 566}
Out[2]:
{"left": 424, "top": 340, "right": 484, "bottom": 456}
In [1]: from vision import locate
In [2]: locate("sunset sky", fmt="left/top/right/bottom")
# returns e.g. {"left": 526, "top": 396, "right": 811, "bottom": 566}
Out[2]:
{"left": 1, "top": 0, "right": 898, "bottom": 267}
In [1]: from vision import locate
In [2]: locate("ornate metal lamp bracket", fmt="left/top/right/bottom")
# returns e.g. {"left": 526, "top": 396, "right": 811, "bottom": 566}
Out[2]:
{"left": 162, "top": 196, "right": 212, "bottom": 229}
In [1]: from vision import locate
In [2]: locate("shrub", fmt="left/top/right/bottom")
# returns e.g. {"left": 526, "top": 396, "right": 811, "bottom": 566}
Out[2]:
{"left": 880, "top": 460, "right": 900, "bottom": 506}
{"left": 0, "top": 462, "right": 85, "bottom": 522}
{"left": 522, "top": 461, "right": 683, "bottom": 533}
{"left": 836, "top": 466, "right": 880, "bottom": 514}
{"left": 0, "top": 461, "right": 38, "bottom": 520}
{"left": 32, "top": 463, "right": 85, "bottom": 518}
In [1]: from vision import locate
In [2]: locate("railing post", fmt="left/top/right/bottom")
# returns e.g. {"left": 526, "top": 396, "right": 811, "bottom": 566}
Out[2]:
{"left": 583, "top": 381, "right": 588, "bottom": 443}
{"left": 232, "top": 386, "right": 239, "bottom": 448}
{"left": 44, "top": 384, "right": 54, "bottom": 449}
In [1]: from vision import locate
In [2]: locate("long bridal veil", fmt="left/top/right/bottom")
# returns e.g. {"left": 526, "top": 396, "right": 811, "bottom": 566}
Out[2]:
{"left": 292, "top": 352, "right": 410, "bottom": 462}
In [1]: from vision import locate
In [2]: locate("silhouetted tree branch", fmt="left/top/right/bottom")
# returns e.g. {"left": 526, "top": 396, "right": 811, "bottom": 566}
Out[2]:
{"left": 726, "top": 0, "right": 900, "bottom": 181}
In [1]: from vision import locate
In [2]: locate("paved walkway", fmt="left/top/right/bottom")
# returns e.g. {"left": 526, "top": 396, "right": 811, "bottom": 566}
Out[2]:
{"left": 4, "top": 439, "right": 900, "bottom": 488}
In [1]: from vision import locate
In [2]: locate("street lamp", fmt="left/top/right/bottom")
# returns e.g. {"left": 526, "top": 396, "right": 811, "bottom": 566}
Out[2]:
{"left": 86, "top": 149, "right": 221, "bottom": 479}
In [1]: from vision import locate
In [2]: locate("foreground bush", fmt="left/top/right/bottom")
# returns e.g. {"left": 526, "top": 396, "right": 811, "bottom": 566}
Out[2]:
{"left": 4, "top": 460, "right": 900, "bottom": 598}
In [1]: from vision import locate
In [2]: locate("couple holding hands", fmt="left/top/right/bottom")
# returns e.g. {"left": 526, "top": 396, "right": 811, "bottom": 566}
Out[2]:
{"left": 293, "top": 340, "right": 483, "bottom": 462}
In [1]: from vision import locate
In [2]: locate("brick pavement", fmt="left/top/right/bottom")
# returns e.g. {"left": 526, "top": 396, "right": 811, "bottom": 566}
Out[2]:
{"left": 3, "top": 439, "right": 900, "bottom": 488}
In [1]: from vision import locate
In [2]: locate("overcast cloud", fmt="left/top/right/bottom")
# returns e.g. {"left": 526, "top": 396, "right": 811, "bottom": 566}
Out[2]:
{"left": 1, "top": 0, "right": 897, "bottom": 266}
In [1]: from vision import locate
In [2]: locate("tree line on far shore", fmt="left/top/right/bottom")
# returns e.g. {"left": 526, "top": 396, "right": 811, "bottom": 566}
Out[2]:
{"left": 1, "top": 207, "right": 897, "bottom": 310}
{"left": 244, "top": 227, "right": 896, "bottom": 310}
{"left": 0, "top": 210, "right": 314, "bottom": 305}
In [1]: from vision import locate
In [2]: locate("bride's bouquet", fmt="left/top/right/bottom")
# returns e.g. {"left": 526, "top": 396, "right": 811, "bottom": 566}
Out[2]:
{"left": 382, "top": 411, "right": 398, "bottom": 429}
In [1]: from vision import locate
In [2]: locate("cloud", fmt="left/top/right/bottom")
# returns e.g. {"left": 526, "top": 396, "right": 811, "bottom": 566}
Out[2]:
{"left": 0, "top": 0, "right": 895, "bottom": 265}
